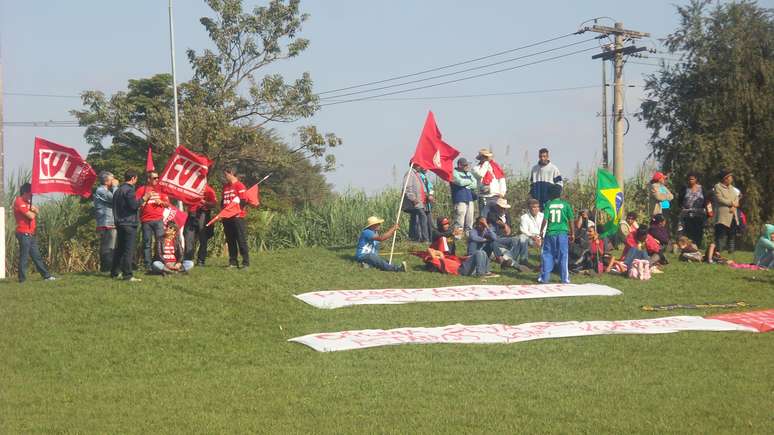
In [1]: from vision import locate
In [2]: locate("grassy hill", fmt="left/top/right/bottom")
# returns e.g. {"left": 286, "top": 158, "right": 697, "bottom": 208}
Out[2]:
{"left": 1, "top": 246, "right": 772, "bottom": 433}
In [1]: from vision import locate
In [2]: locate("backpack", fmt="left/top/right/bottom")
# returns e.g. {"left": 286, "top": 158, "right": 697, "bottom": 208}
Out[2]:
{"left": 628, "top": 259, "right": 651, "bottom": 280}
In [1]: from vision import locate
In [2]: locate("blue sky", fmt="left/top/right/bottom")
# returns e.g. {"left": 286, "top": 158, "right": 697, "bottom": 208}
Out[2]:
{"left": 2, "top": 0, "right": 690, "bottom": 192}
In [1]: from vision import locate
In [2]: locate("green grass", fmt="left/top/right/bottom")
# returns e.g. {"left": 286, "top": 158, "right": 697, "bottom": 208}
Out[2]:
{"left": 1, "top": 245, "right": 772, "bottom": 433}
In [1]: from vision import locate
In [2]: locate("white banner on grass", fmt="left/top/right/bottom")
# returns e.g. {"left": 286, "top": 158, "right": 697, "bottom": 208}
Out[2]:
{"left": 294, "top": 283, "right": 622, "bottom": 309}
{"left": 289, "top": 316, "right": 758, "bottom": 352}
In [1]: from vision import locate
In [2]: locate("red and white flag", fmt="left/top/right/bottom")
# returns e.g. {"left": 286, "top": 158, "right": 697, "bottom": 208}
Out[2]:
{"left": 31, "top": 137, "right": 96, "bottom": 198}
{"left": 205, "top": 202, "right": 241, "bottom": 227}
{"left": 410, "top": 111, "right": 459, "bottom": 182}
{"left": 481, "top": 160, "right": 506, "bottom": 185}
{"left": 157, "top": 145, "right": 213, "bottom": 204}
{"left": 163, "top": 204, "right": 188, "bottom": 229}
{"left": 146, "top": 146, "right": 155, "bottom": 172}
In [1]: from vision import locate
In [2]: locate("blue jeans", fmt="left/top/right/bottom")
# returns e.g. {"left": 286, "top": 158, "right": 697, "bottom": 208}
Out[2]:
{"left": 494, "top": 236, "right": 529, "bottom": 263}
{"left": 16, "top": 233, "right": 51, "bottom": 282}
{"left": 406, "top": 208, "right": 429, "bottom": 242}
{"left": 152, "top": 260, "right": 194, "bottom": 273}
{"left": 142, "top": 220, "right": 165, "bottom": 269}
{"left": 540, "top": 233, "right": 569, "bottom": 283}
{"left": 458, "top": 250, "right": 490, "bottom": 276}
{"left": 358, "top": 253, "right": 402, "bottom": 272}
{"left": 623, "top": 247, "right": 650, "bottom": 269}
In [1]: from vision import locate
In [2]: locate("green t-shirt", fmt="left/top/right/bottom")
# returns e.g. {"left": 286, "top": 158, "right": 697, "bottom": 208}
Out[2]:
{"left": 544, "top": 199, "right": 574, "bottom": 236}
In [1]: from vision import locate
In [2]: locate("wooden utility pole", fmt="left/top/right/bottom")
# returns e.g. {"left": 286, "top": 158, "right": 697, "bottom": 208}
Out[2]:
{"left": 589, "top": 22, "right": 649, "bottom": 188}
{"left": 601, "top": 59, "right": 608, "bottom": 169}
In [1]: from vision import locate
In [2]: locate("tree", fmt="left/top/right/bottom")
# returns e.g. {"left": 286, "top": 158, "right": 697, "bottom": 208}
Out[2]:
{"left": 639, "top": 0, "right": 773, "bottom": 231}
{"left": 72, "top": 0, "right": 340, "bottom": 206}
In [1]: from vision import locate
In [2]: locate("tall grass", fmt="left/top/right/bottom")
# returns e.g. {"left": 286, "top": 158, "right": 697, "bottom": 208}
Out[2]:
{"left": 5, "top": 169, "right": 658, "bottom": 274}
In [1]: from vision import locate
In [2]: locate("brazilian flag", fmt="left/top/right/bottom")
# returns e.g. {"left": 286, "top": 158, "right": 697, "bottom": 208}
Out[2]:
{"left": 595, "top": 168, "right": 623, "bottom": 237}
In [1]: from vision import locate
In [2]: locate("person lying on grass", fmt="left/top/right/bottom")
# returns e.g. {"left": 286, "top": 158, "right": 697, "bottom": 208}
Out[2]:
{"left": 355, "top": 216, "right": 407, "bottom": 272}
{"left": 418, "top": 247, "right": 498, "bottom": 278}
{"left": 606, "top": 227, "right": 663, "bottom": 275}
{"left": 754, "top": 224, "right": 774, "bottom": 269}
{"left": 152, "top": 222, "right": 194, "bottom": 275}
{"left": 676, "top": 236, "right": 702, "bottom": 262}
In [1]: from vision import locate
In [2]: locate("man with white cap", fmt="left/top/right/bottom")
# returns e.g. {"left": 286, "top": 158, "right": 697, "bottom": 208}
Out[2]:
{"left": 450, "top": 157, "right": 477, "bottom": 234}
{"left": 473, "top": 148, "right": 507, "bottom": 218}
{"left": 355, "top": 216, "right": 407, "bottom": 272}
{"left": 93, "top": 170, "right": 119, "bottom": 272}
{"left": 486, "top": 197, "right": 530, "bottom": 271}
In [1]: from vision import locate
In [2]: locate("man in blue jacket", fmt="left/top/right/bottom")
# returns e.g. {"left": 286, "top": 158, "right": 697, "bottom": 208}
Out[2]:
{"left": 111, "top": 170, "right": 142, "bottom": 282}
{"left": 451, "top": 158, "right": 477, "bottom": 235}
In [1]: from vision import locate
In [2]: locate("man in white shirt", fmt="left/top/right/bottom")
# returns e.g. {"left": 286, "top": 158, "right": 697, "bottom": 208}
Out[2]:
{"left": 518, "top": 198, "right": 544, "bottom": 267}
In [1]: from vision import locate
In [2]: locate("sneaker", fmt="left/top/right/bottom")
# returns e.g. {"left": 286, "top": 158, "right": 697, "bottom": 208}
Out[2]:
{"left": 562, "top": 280, "right": 571, "bottom": 284}
{"left": 483, "top": 272, "right": 500, "bottom": 278}
{"left": 400, "top": 261, "right": 408, "bottom": 272}
{"left": 227, "top": 264, "right": 238, "bottom": 269}
{"left": 44, "top": 276, "right": 57, "bottom": 281}
{"left": 359, "top": 262, "right": 370, "bottom": 269}
{"left": 126, "top": 277, "right": 142, "bottom": 282}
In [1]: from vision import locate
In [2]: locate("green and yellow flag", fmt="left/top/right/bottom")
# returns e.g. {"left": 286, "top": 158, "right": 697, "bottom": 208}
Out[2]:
{"left": 595, "top": 168, "right": 623, "bottom": 238}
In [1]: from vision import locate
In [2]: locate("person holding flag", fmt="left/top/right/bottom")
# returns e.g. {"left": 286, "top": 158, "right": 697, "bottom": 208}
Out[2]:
{"left": 13, "top": 183, "right": 55, "bottom": 283}
{"left": 184, "top": 184, "right": 218, "bottom": 266}
{"left": 135, "top": 171, "right": 170, "bottom": 272}
{"left": 595, "top": 168, "right": 624, "bottom": 243}
{"left": 473, "top": 148, "right": 506, "bottom": 218}
{"left": 221, "top": 168, "right": 250, "bottom": 269}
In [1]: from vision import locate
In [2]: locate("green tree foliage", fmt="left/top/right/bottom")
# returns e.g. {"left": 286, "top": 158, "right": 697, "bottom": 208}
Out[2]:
{"left": 71, "top": 0, "right": 341, "bottom": 206}
{"left": 639, "top": 0, "right": 774, "bottom": 229}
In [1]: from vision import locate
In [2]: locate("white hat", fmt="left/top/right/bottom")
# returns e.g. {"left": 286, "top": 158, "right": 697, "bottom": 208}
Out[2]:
{"left": 494, "top": 197, "right": 511, "bottom": 209}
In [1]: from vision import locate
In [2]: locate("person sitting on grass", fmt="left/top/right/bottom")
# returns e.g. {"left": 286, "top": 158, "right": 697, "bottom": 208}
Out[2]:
{"left": 467, "top": 216, "right": 498, "bottom": 257}
{"left": 753, "top": 224, "right": 774, "bottom": 269}
{"left": 355, "top": 216, "right": 407, "bottom": 272}
{"left": 571, "top": 226, "right": 607, "bottom": 275}
{"left": 420, "top": 247, "right": 497, "bottom": 278}
{"left": 648, "top": 214, "right": 670, "bottom": 264}
{"left": 606, "top": 227, "right": 662, "bottom": 276}
{"left": 430, "top": 217, "right": 462, "bottom": 256}
{"left": 152, "top": 222, "right": 193, "bottom": 275}
{"left": 487, "top": 197, "right": 531, "bottom": 271}
{"left": 615, "top": 211, "right": 639, "bottom": 248}
{"left": 676, "top": 236, "right": 703, "bottom": 262}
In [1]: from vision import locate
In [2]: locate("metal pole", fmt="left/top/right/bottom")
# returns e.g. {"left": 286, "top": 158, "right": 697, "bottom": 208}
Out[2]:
{"left": 168, "top": 0, "right": 181, "bottom": 148}
{"left": 0, "top": 45, "right": 6, "bottom": 279}
{"left": 601, "top": 59, "right": 608, "bottom": 169}
{"left": 612, "top": 22, "right": 625, "bottom": 189}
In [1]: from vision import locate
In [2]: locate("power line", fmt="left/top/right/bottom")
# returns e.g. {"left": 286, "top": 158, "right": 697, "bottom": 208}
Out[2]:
{"left": 321, "top": 37, "right": 601, "bottom": 100}
{"left": 318, "top": 31, "right": 584, "bottom": 95}
{"left": 6, "top": 92, "right": 81, "bottom": 98}
{"left": 324, "top": 85, "right": 602, "bottom": 102}
{"left": 321, "top": 46, "right": 599, "bottom": 107}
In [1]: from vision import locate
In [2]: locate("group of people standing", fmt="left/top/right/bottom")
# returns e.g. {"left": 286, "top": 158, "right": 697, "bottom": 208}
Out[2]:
{"left": 12, "top": 167, "right": 254, "bottom": 283}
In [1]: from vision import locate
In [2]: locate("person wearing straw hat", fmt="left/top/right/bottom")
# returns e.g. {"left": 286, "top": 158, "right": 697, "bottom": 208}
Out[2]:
{"left": 355, "top": 216, "right": 407, "bottom": 272}
{"left": 472, "top": 148, "right": 506, "bottom": 218}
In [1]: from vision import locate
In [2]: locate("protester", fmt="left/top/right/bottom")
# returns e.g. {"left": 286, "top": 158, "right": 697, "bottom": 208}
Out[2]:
{"left": 680, "top": 173, "right": 707, "bottom": 247}
{"left": 753, "top": 224, "right": 774, "bottom": 269}
{"left": 135, "top": 171, "right": 170, "bottom": 271}
{"left": 184, "top": 184, "right": 218, "bottom": 266}
{"left": 467, "top": 216, "right": 498, "bottom": 256}
{"left": 222, "top": 168, "right": 250, "bottom": 268}
{"left": 111, "top": 170, "right": 142, "bottom": 282}
{"left": 402, "top": 162, "right": 430, "bottom": 242}
{"left": 648, "top": 214, "right": 670, "bottom": 263}
{"left": 616, "top": 211, "right": 639, "bottom": 247}
{"left": 13, "top": 183, "right": 55, "bottom": 283}
{"left": 571, "top": 226, "right": 606, "bottom": 274}
{"left": 607, "top": 227, "right": 662, "bottom": 276}
{"left": 472, "top": 148, "right": 506, "bottom": 218}
{"left": 430, "top": 217, "right": 462, "bottom": 256}
{"left": 709, "top": 169, "right": 740, "bottom": 258}
{"left": 451, "top": 158, "right": 477, "bottom": 234}
{"left": 419, "top": 166, "right": 435, "bottom": 238}
{"left": 529, "top": 147, "right": 563, "bottom": 209}
{"left": 486, "top": 198, "right": 530, "bottom": 271}
{"left": 355, "top": 216, "right": 406, "bottom": 272}
{"left": 574, "top": 209, "right": 596, "bottom": 242}
{"left": 538, "top": 188, "right": 574, "bottom": 284}
{"left": 93, "top": 171, "right": 119, "bottom": 272}
{"left": 422, "top": 247, "right": 495, "bottom": 277}
{"left": 649, "top": 171, "right": 674, "bottom": 216}
{"left": 151, "top": 221, "right": 193, "bottom": 275}
{"left": 518, "top": 198, "right": 544, "bottom": 259}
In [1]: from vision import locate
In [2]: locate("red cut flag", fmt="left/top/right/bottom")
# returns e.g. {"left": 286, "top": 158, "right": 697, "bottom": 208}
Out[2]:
{"left": 410, "top": 111, "right": 460, "bottom": 182}
{"left": 31, "top": 137, "right": 96, "bottom": 198}
{"left": 163, "top": 204, "right": 188, "bottom": 229}
{"left": 206, "top": 202, "right": 241, "bottom": 227}
{"left": 157, "top": 145, "right": 213, "bottom": 203}
{"left": 244, "top": 184, "right": 260, "bottom": 207}
{"left": 146, "top": 146, "right": 155, "bottom": 172}
{"left": 481, "top": 160, "right": 506, "bottom": 185}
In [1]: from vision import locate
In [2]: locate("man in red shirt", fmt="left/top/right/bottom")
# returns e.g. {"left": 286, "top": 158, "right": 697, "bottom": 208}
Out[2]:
{"left": 222, "top": 168, "right": 249, "bottom": 268}
{"left": 13, "top": 183, "right": 55, "bottom": 282}
{"left": 135, "top": 171, "right": 170, "bottom": 271}
{"left": 184, "top": 184, "right": 218, "bottom": 266}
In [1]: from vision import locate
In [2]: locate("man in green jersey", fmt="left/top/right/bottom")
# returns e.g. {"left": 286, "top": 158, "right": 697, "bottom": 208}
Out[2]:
{"left": 538, "top": 189, "right": 575, "bottom": 283}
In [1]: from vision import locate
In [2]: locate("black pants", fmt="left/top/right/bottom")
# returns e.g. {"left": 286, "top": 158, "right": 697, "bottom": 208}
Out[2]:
{"left": 222, "top": 217, "right": 249, "bottom": 266}
{"left": 683, "top": 216, "right": 705, "bottom": 248}
{"left": 112, "top": 224, "right": 138, "bottom": 279}
{"left": 184, "top": 211, "right": 212, "bottom": 264}
{"left": 714, "top": 222, "right": 737, "bottom": 253}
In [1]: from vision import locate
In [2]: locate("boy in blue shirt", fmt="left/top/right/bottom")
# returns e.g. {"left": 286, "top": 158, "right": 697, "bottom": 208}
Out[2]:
{"left": 356, "top": 216, "right": 407, "bottom": 272}
{"left": 538, "top": 189, "right": 575, "bottom": 283}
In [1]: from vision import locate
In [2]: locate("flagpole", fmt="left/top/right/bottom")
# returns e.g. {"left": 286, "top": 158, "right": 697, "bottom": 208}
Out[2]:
{"left": 168, "top": 0, "right": 180, "bottom": 147}
{"left": 388, "top": 163, "right": 412, "bottom": 264}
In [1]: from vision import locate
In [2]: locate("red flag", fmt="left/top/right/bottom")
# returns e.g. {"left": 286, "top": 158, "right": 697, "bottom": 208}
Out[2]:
{"left": 157, "top": 145, "right": 213, "bottom": 203}
{"left": 410, "top": 111, "right": 459, "bottom": 182}
{"left": 481, "top": 160, "right": 506, "bottom": 185}
{"left": 31, "top": 137, "right": 96, "bottom": 198}
{"left": 146, "top": 146, "right": 155, "bottom": 172}
{"left": 244, "top": 184, "right": 260, "bottom": 207}
{"left": 163, "top": 204, "right": 188, "bottom": 229}
{"left": 206, "top": 202, "right": 241, "bottom": 227}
